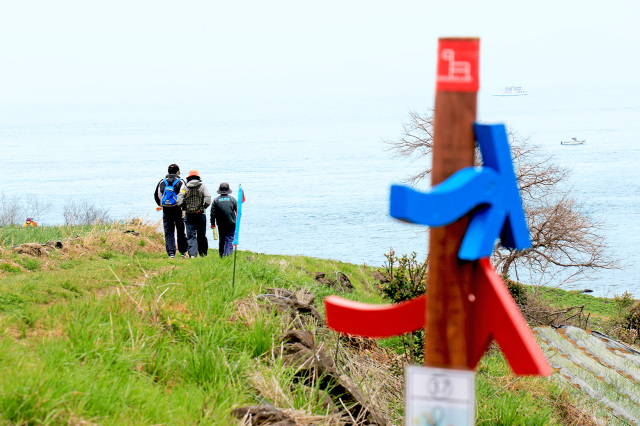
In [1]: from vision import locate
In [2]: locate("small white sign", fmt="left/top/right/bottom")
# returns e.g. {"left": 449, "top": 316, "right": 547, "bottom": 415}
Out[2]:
{"left": 406, "top": 365, "right": 475, "bottom": 426}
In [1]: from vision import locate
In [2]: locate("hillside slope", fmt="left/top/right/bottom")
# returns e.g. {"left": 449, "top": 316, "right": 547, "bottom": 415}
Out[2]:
{"left": 1, "top": 222, "right": 637, "bottom": 425}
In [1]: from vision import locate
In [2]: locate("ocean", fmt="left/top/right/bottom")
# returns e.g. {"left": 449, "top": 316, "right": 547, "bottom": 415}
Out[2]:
{"left": 2, "top": 87, "right": 638, "bottom": 298}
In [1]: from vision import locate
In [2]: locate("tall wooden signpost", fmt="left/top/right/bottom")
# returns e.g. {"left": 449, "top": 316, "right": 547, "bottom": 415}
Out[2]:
{"left": 427, "top": 38, "right": 479, "bottom": 369}
{"left": 324, "top": 38, "right": 552, "bottom": 424}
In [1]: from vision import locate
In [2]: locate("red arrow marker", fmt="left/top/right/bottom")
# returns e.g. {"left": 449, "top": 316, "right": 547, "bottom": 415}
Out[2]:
{"left": 324, "top": 258, "right": 551, "bottom": 376}
{"left": 325, "top": 295, "right": 425, "bottom": 338}
{"left": 469, "top": 258, "right": 552, "bottom": 375}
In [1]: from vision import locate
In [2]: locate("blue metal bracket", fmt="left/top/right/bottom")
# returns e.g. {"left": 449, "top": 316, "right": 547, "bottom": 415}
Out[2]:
{"left": 390, "top": 123, "right": 532, "bottom": 260}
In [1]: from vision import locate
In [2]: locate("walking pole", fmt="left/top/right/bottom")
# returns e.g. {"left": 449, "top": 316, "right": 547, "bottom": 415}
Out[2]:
{"left": 231, "top": 185, "right": 245, "bottom": 291}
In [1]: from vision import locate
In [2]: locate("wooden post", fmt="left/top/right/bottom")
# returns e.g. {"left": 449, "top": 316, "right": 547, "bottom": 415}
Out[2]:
{"left": 425, "top": 38, "right": 479, "bottom": 369}
{"left": 324, "top": 36, "right": 552, "bottom": 377}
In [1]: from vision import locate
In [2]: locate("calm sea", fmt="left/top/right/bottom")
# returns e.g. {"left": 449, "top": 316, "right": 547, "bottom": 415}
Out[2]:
{"left": 2, "top": 88, "right": 638, "bottom": 298}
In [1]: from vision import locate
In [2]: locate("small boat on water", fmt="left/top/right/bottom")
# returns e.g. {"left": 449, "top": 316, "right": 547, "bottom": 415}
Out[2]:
{"left": 493, "top": 86, "right": 528, "bottom": 96}
{"left": 561, "top": 137, "right": 585, "bottom": 145}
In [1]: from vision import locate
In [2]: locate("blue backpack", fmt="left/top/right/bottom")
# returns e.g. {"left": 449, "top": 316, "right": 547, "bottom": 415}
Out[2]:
{"left": 161, "top": 178, "right": 180, "bottom": 206}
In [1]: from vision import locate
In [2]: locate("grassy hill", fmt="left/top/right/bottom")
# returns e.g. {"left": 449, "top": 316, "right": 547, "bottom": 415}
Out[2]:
{"left": 0, "top": 221, "right": 631, "bottom": 425}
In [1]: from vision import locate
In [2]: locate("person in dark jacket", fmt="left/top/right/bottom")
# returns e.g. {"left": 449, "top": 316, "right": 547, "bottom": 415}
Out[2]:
{"left": 210, "top": 182, "right": 238, "bottom": 257}
{"left": 154, "top": 164, "right": 188, "bottom": 259}
{"left": 177, "top": 170, "right": 212, "bottom": 258}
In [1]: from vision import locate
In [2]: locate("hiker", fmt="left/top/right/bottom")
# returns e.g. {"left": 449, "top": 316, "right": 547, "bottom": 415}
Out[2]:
{"left": 177, "top": 170, "right": 212, "bottom": 258}
{"left": 210, "top": 182, "right": 238, "bottom": 257}
{"left": 154, "top": 164, "right": 188, "bottom": 259}
{"left": 22, "top": 218, "right": 38, "bottom": 228}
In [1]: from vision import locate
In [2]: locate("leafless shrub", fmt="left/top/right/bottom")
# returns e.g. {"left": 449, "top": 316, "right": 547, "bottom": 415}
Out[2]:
{"left": 497, "top": 193, "right": 617, "bottom": 288}
{"left": 24, "top": 194, "right": 52, "bottom": 223}
{"left": 520, "top": 296, "right": 591, "bottom": 329}
{"left": 0, "top": 195, "right": 22, "bottom": 226}
{"left": 0, "top": 194, "right": 52, "bottom": 226}
{"left": 63, "top": 200, "right": 111, "bottom": 226}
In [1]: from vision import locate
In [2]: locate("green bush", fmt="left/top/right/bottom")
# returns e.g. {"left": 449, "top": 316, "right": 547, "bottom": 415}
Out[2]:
{"left": 503, "top": 275, "right": 528, "bottom": 306}
{"left": 380, "top": 251, "right": 427, "bottom": 303}
{"left": 607, "top": 292, "right": 640, "bottom": 344}
{"left": 379, "top": 250, "right": 427, "bottom": 363}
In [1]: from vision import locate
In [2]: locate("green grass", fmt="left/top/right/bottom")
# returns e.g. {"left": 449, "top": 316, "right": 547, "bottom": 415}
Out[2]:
{"left": 0, "top": 255, "right": 254, "bottom": 423}
{"left": 0, "top": 221, "right": 621, "bottom": 424}
{"left": 534, "top": 286, "right": 618, "bottom": 319}
{"left": 476, "top": 350, "right": 562, "bottom": 425}
{"left": 0, "top": 221, "right": 349, "bottom": 424}
{"left": 0, "top": 224, "right": 115, "bottom": 247}
{"left": 0, "top": 263, "right": 21, "bottom": 273}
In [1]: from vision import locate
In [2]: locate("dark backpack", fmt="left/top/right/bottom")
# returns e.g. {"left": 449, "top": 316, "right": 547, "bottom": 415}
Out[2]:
{"left": 184, "top": 187, "right": 204, "bottom": 214}
{"left": 161, "top": 178, "right": 179, "bottom": 206}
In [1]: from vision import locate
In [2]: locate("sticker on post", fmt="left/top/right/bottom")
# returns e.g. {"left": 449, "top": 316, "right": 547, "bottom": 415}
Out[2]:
{"left": 436, "top": 38, "right": 479, "bottom": 93}
{"left": 406, "top": 365, "right": 475, "bottom": 425}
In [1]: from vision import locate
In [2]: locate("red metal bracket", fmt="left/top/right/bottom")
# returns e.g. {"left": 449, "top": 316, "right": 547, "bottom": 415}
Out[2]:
{"left": 324, "top": 258, "right": 551, "bottom": 376}
{"left": 325, "top": 295, "right": 425, "bottom": 338}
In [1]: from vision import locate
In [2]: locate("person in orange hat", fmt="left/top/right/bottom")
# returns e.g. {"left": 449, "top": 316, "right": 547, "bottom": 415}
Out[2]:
{"left": 177, "top": 170, "right": 212, "bottom": 257}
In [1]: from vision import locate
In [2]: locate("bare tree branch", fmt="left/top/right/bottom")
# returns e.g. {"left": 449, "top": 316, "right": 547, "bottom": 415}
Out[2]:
{"left": 385, "top": 110, "right": 434, "bottom": 184}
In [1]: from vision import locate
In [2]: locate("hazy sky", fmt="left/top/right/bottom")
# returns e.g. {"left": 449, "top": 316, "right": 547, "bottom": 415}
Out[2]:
{"left": 1, "top": 0, "right": 639, "bottom": 112}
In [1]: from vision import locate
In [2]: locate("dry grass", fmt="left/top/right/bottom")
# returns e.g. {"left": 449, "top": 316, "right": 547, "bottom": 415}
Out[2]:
{"left": 267, "top": 258, "right": 291, "bottom": 273}
{"left": 318, "top": 330, "right": 405, "bottom": 425}
{"left": 488, "top": 371, "right": 551, "bottom": 401}
{"left": 279, "top": 410, "right": 343, "bottom": 426}
{"left": 0, "top": 221, "right": 165, "bottom": 274}
{"left": 554, "top": 396, "right": 602, "bottom": 426}
{"left": 65, "top": 221, "right": 165, "bottom": 257}
{"left": 247, "top": 368, "right": 347, "bottom": 425}
{"left": 234, "top": 298, "right": 265, "bottom": 327}
{"left": 236, "top": 287, "right": 404, "bottom": 425}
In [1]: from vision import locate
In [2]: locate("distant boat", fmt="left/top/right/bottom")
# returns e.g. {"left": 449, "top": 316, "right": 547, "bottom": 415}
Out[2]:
{"left": 561, "top": 137, "right": 585, "bottom": 145}
{"left": 494, "top": 86, "right": 528, "bottom": 96}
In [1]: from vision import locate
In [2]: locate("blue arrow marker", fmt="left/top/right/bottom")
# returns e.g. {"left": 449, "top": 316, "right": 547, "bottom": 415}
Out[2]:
{"left": 390, "top": 167, "right": 500, "bottom": 227}
{"left": 390, "top": 123, "right": 531, "bottom": 260}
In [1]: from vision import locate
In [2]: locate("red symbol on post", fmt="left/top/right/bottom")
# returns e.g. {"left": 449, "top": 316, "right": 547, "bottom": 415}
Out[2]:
{"left": 436, "top": 39, "right": 479, "bottom": 92}
{"left": 325, "top": 259, "right": 551, "bottom": 375}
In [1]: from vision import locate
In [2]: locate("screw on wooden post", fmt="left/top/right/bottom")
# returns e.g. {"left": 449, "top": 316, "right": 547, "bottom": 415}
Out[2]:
{"left": 426, "top": 37, "right": 479, "bottom": 369}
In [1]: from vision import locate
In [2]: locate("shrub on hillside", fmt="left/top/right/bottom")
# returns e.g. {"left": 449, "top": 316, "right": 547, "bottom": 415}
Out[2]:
{"left": 380, "top": 250, "right": 427, "bottom": 303}
{"left": 502, "top": 275, "right": 528, "bottom": 306}
{"left": 606, "top": 292, "right": 640, "bottom": 345}
{"left": 63, "top": 200, "right": 110, "bottom": 226}
{"left": 379, "top": 250, "right": 428, "bottom": 363}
